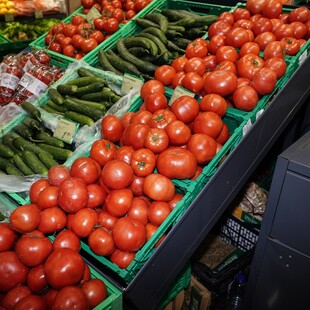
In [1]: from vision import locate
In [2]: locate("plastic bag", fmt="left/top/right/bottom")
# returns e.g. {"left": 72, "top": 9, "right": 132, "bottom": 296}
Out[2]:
{"left": 0, "top": 174, "right": 46, "bottom": 193}
{"left": 0, "top": 102, "right": 26, "bottom": 133}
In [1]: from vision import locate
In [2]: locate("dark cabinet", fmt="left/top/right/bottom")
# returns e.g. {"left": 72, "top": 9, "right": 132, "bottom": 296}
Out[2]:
{"left": 244, "top": 130, "right": 310, "bottom": 310}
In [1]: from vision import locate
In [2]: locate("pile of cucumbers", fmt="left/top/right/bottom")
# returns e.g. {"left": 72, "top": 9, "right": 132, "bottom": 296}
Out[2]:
{"left": 0, "top": 101, "right": 72, "bottom": 176}
{"left": 43, "top": 68, "right": 122, "bottom": 127}
{"left": 98, "top": 10, "right": 217, "bottom": 79}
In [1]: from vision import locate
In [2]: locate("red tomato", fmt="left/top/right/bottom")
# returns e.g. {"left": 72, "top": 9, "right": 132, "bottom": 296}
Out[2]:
{"left": 232, "top": 8, "right": 251, "bottom": 21}
{"left": 134, "top": 0, "right": 149, "bottom": 12}
{"left": 88, "top": 227, "right": 115, "bottom": 256}
{"left": 171, "top": 56, "right": 188, "bottom": 72}
{"left": 246, "top": 0, "right": 266, "bottom": 15}
{"left": 264, "top": 41, "right": 286, "bottom": 60}
{"left": 112, "top": 217, "right": 146, "bottom": 252}
{"left": 81, "top": 38, "right": 98, "bottom": 54}
{"left": 183, "top": 57, "right": 206, "bottom": 75}
{"left": 216, "top": 46, "right": 238, "bottom": 63}
{"left": 193, "top": 111, "right": 224, "bottom": 139}
{"left": 225, "top": 27, "right": 249, "bottom": 48}
{"left": 112, "top": 7, "right": 125, "bottom": 22}
{"left": 148, "top": 201, "right": 171, "bottom": 226}
{"left": 0, "top": 223, "right": 17, "bottom": 252}
{"left": 125, "top": 9, "right": 136, "bottom": 20}
{"left": 232, "top": 85, "right": 259, "bottom": 111}
{"left": 15, "top": 234, "right": 52, "bottom": 267}
{"left": 90, "top": 139, "right": 117, "bottom": 166}
{"left": 202, "top": 55, "right": 218, "bottom": 71}
{"left": 114, "top": 145, "right": 134, "bottom": 164}
{"left": 171, "top": 71, "right": 186, "bottom": 89}
{"left": 70, "top": 157, "right": 100, "bottom": 184}
{"left": 208, "top": 21, "right": 232, "bottom": 39}
{"left": 252, "top": 17, "right": 273, "bottom": 36}
{"left": 9, "top": 204, "right": 41, "bottom": 234}
{"left": 215, "top": 60, "right": 237, "bottom": 75}
{"left": 98, "top": 211, "right": 118, "bottom": 232}
{"left": 234, "top": 18, "right": 253, "bottom": 30}
{"left": 44, "top": 248, "right": 85, "bottom": 289}
{"left": 144, "top": 128, "right": 169, "bottom": 154}
{"left": 87, "top": 183, "right": 107, "bottom": 209}
{"left": 208, "top": 34, "right": 226, "bottom": 55}
{"left": 121, "top": 123, "right": 150, "bottom": 149}
{"left": 101, "top": 115, "right": 124, "bottom": 142}
{"left": 71, "top": 34, "right": 85, "bottom": 49}
{"left": 71, "top": 15, "right": 86, "bottom": 26}
{"left": 237, "top": 53, "right": 265, "bottom": 80}
{"left": 14, "top": 295, "right": 46, "bottom": 310}
{"left": 71, "top": 208, "right": 98, "bottom": 238}
{"left": 291, "top": 21, "right": 307, "bottom": 39}
{"left": 1, "top": 285, "right": 31, "bottom": 309}
{"left": 90, "top": 30, "right": 105, "bottom": 44}
{"left": 154, "top": 65, "right": 176, "bottom": 86}
{"left": 262, "top": 0, "right": 282, "bottom": 19}
{"left": 185, "top": 41, "right": 208, "bottom": 59}
{"left": 110, "top": 249, "right": 135, "bottom": 268}
{"left": 288, "top": 6, "right": 310, "bottom": 23}
{"left": 156, "top": 147, "right": 197, "bottom": 180}
{"left": 57, "top": 177, "right": 89, "bottom": 213}
{"left": 273, "top": 23, "right": 294, "bottom": 40}
{"left": 128, "top": 176, "right": 144, "bottom": 197}
{"left": 145, "top": 223, "right": 165, "bottom": 247}
{"left": 216, "top": 122, "right": 230, "bottom": 145}
{"left": 38, "top": 207, "right": 67, "bottom": 234}
{"left": 105, "top": 188, "right": 133, "bottom": 217}
{"left": 82, "top": 0, "right": 95, "bottom": 8}
{"left": 168, "top": 193, "right": 184, "bottom": 210}
{"left": 251, "top": 67, "right": 278, "bottom": 95}
{"left": 187, "top": 133, "right": 217, "bottom": 164}
{"left": 144, "top": 93, "right": 168, "bottom": 113}
{"left": 104, "top": 17, "right": 119, "bottom": 33}
{"left": 239, "top": 42, "right": 260, "bottom": 57}
{"left": 63, "top": 24, "right": 77, "bottom": 38}
{"left": 280, "top": 37, "right": 300, "bottom": 56}
{"left": 200, "top": 94, "right": 227, "bottom": 117}
{"left": 140, "top": 80, "right": 165, "bottom": 100}
{"left": 182, "top": 72, "right": 204, "bottom": 93}
{"left": 143, "top": 173, "right": 175, "bottom": 201}
{"left": 52, "top": 286, "right": 88, "bottom": 310}
{"left": 165, "top": 120, "right": 191, "bottom": 146}
{"left": 170, "top": 96, "right": 200, "bottom": 124}
{"left": 254, "top": 32, "right": 276, "bottom": 51}
{"left": 130, "top": 110, "right": 152, "bottom": 125}
{"left": 264, "top": 57, "right": 287, "bottom": 78}
{"left": 0, "top": 251, "right": 29, "bottom": 293}
{"left": 101, "top": 159, "right": 134, "bottom": 190}
{"left": 204, "top": 70, "right": 238, "bottom": 97}
{"left": 131, "top": 148, "right": 156, "bottom": 177}
{"left": 217, "top": 11, "right": 235, "bottom": 26}
{"left": 47, "top": 165, "right": 71, "bottom": 186}
{"left": 29, "top": 179, "right": 50, "bottom": 203}
{"left": 53, "top": 230, "right": 81, "bottom": 252}
{"left": 82, "top": 278, "right": 107, "bottom": 308}
{"left": 127, "top": 197, "right": 149, "bottom": 225}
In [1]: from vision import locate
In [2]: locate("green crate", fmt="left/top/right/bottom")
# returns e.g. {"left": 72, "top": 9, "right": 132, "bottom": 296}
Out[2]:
{"left": 81, "top": 179, "right": 194, "bottom": 283}
{"left": 89, "top": 265, "right": 123, "bottom": 310}
{"left": 0, "top": 192, "right": 19, "bottom": 219}
{"left": 159, "top": 263, "right": 191, "bottom": 309}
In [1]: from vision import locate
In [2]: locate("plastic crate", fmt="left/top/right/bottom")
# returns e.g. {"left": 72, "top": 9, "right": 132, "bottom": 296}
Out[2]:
{"left": 192, "top": 215, "right": 259, "bottom": 303}
{"left": 0, "top": 192, "right": 19, "bottom": 219}
{"left": 80, "top": 179, "right": 195, "bottom": 284}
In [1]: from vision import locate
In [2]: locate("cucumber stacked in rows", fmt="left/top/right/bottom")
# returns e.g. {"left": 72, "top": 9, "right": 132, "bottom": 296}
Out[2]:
{"left": 98, "top": 11, "right": 218, "bottom": 79}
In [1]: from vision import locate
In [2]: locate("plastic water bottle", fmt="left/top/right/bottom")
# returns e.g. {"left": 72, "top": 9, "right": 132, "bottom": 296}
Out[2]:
{"left": 225, "top": 274, "right": 246, "bottom": 309}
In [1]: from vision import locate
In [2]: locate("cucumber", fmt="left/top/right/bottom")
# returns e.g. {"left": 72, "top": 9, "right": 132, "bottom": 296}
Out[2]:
{"left": 128, "top": 47, "right": 150, "bottom": 57}
{"left": 141, "top": 27, "right": 168, "bottom": 45}
{"left": 65, "top": 96, "right": 107, "bottom": 113}
{"left": 13, "top": 124, "right": 37, "bottom": 141}
{"left": 64, "top": 111, "right": 95, "bottom": 127}
{"left": 191, "top": 15, "right": 218, "bottom": 27}
{"left": 37, "top": 144, "right": 73, "bottom": 162}
{"left": 0, "top": 143, "right": 15, "bottom": 158}
{"left": 167, "top": 25, "right": 186, "bottom": 33}
{"left": 35, "top": 131, "right": 65, "bottom": 148}
{"left": 23, "top": 117, "right": 41, "bottom": 131}
{"left": 66, "top": 76, "right": 106, "bottom": 87}
{"left": 123, "top": 37, "right": 158, "bottom": 57}
{"left": 169, "top": 17, "right": 196, "bottom": 28}
{"left": 134, "top": 18, "right": 161, "bottom": 30}
{"left": 116, "top": 38, "right": 158, "bottom": 75}
{"left": 161, "top": 9, "right": 193, "bottom": 22}
{"left": 75, "top": 82, "right": 106, "bottom": 98}
{"left": 0, "top": 156, "right": 13, "bottom": 171}
{"left": 80, "top": 91, "right": 105, "bottom": 102}
{"left": 165, "top": 30, "right": 183, "bottom": 40}
{"left": 21, "top": 101, "right": 41, "bottom": 122}
{"left": 63, "top": 98, "right": 104, "bottom": 121}
{"left": 38, "top": 152, "right": 59, "bottom": 169}
{"left": 184, "top": 27, "right": 208, "bottom": 40}
{"left": 98, "top": 50, "right": 122, "bottom": 75}
{"left": 22, "top": 150, "right": 49, "bottom": 175}
{"left": 46, "top": 100, "right": 68, "bottom": 113}
{"left": 77, "top": 68, "right": 98, "bottom": 77}
{"left": 48, "top": 88, "right": 64, "bottom": 105}
{"left": 166, "top": 40, "right": 185, "bottom": 53}
{"left": 135, "top": 33, "right": 169, "bottom": 65}
{"left": 57, "top": 84, "right": 79, "bottom": 96}
{"left": 12, "top": 154, "right": 35, "bottom": 175}
{"left": 172, "top": 37, "right": 192, "bottom": 49}
{"left": 6, "top": 165, "right": 24, "bottom": 176}
{"left": 1, "top": 133, "right": 22, "bottom": 155}
{"left": 12, "top": 137, "right": 52, "bottom": 158}
{"left": 40, "top": 104, "right": 65, "bottom": 115}
{"left": 143, "top": 13, "right": 169, "bottom": 33}
{"left": 106, "top": 53, "right": 143, "bottom": 77}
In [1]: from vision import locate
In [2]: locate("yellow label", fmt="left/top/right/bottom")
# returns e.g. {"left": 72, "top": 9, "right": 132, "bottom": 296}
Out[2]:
{"left": 4, "top": 14, "right": 14, "bottom": 22}
{"left": 121, "top": 73, "right": 144, "bottom": 95}
{"left": 169, "top": 86, "right": 195, "bottom": 106}
{"left": 34, "top": 10, "right": 43, "bottom": 19}
{"left": 54, "top": 118, "right": 79, "bottom": 144}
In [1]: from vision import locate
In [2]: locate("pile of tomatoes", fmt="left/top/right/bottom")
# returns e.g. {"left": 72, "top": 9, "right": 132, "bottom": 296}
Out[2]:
{"left": 153, "top": 2, "right": 309, "bottom": 112}
{"left": 0, "top": 221, "right": 108, "bottom": 309}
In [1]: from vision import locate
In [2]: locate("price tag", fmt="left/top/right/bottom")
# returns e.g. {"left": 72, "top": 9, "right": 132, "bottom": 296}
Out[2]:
{"left": 242, "top": 119, "right": 252, "bottom": 137}
{"left": 4, "top": 14, "right": 14, "bottom": 22}
{"left": 34, "top": 10, "right": 43, "bottom": 19}
{"left": 86, "top": 6, "right": 101, "bottom": 24}
{"left": 54, "top": 118, "right": 79, "bottom": 144}
{"left": 169, "top": 86, "right": 195, "bottom": 106}
{"left": 121, "top": 73, "right": 144, "bottom": 95}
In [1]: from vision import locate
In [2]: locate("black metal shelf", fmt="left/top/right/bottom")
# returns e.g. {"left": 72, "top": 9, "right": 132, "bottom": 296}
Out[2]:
{"left": 119, "top": 56, "right": 310, "bottom": 309}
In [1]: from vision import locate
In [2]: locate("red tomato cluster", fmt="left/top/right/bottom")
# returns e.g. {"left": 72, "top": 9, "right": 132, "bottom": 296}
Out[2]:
{"left": 44, "top": 14, "right": 119, "bottom": 59}
{"left": 0, "top": 222, "right": 107, "bottom": 309}
{"left": 81, "top": 0, "right": 152, "bottom": 18}
{"left": 154, "top": 2, "right": 309, "bottom": 111}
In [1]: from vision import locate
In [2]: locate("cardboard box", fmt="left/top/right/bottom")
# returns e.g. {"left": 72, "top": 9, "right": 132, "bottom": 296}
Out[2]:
{"left": 163, "top": 290, "right": 185, "bottom": 310}
{"left": 66, "top": 0, "right": 81, "bottom": 14}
